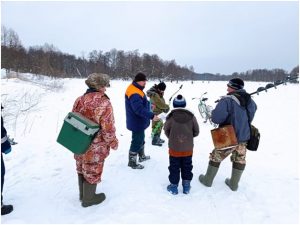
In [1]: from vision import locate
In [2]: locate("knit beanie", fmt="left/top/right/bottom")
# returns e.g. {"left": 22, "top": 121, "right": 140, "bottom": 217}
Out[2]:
{"left": 85, "top": 73, "right": 110, "bottom": 89}
{"left": 134, "top": 72, "right": 147, "bottom": 82}
{"left": 173, "top": 94, "right": 186, "bottom": 108}
{"left": 227, "top": 78, "right": 244, "bottom": 90}
{"left": 157, "top": 82, "right": 166, "bottom": 91}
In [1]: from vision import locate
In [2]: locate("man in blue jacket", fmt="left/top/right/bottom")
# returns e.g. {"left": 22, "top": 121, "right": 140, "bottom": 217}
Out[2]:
{"left": 1, "top": 108, "right": 14, "bottom": 215}
{"left": 199, "top": 78, "right": 257, "bottom": 191}
{"left": 125, "top": 72, "right": 159, "bottom": 169}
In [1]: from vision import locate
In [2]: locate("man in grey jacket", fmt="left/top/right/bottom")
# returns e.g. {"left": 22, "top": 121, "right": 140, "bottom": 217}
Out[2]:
{"left": 199, "top": 78, "right": 257, "bottom": 191}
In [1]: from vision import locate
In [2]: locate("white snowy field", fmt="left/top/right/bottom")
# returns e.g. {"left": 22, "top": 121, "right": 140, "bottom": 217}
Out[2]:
{"left": 1, "top": 72, "right": 299, "bottom": 224}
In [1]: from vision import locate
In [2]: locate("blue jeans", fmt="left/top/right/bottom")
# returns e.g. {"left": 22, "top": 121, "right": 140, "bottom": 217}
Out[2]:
{"left": 168, "top": 156, "right": 193, "bottom": 185}
{"left": 129, "top": 131, "right": 145, "bottom": 153}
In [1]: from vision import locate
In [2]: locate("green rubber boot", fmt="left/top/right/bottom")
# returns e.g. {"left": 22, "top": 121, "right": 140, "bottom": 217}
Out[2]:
{"left": 199, "top": 162, "right": 220, "bottom": 187}
{"left": 82, "top": 181, "right": 106, "bottom": 207}
{"left": 225, "top": 168, "right": 244, "bottom": 191}
{"left": 78, "top": 174, "right": 84, "bottom": 201}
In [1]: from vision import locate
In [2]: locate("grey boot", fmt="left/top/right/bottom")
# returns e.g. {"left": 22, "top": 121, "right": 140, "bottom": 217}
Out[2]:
{"left": 152, "top": 135, "right": 162, "bottom": 146}
{"left": 128, "top": 151, "right": 144, "bottom": 169}
{"left": 78, "top": 173, "right": 84, "bottom": 201}
{"left": 82, "top": 181, "right": 106, "bottom": 207}
{"left": 199, "top": 162, "right": 220, "bottom": 187}
{"left": 138, "top": 145, "right": 150, "bottom": 162}
{"left": 225, "top": 163, "right": 245, "bottom": 191}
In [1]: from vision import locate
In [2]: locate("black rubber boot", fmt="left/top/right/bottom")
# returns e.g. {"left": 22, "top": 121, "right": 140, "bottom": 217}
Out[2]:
{"left": 158, "top": 133, "right": 165, "bottom": 144}
{"left": 152, "top": 135, "right": 162, "bottom": 146}
{"left": 1, "top": 204, "right": 13, "bottom": 215}
{"left": 128, "top": 151, "right": 144, "bottom": 169}
{"left": 138, "top": 145, "right": 150, "bottom": 162}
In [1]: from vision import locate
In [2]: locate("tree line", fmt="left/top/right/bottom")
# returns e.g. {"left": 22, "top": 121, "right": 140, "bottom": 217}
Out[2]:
{"left": 1, "top": 26, "right": 194, "bottom": 80}
{"left": 1, "top": 26, "right": 298, "bottom": 82}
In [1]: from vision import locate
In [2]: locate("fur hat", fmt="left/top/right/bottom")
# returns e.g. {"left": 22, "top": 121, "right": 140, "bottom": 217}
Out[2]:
{"left": 157, "top": 82, "right": 166, "bottom": 91}
{"left": 173, "top": 94, "right": 186, "bottom": 108}
{"left": 85, "top": 73, "right": 110, "bottom": 89}
{"left": 227, "top": 78, "right": 244, "bottom": 90}
{"left": 134, "top": 72, "right": 147, "bottom": 82}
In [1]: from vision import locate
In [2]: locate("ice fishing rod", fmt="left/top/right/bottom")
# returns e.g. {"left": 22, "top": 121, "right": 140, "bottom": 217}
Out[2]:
{"left": 248, "top": 75, "right": 298, "bottom": 96}
{"left": 215, "top": 75, "right": 299, "bottom": 103}
{"left": 168, "top": 84, "right": 183, "bottom": 103}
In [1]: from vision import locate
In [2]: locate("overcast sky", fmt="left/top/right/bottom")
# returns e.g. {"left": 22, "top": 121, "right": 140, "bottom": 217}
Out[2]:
{"left": 1, "top": 0, "right": 299, "bottom": 74}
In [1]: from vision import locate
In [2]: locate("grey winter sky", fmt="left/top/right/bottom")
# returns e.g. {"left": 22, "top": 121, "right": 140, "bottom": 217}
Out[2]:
{"left": 1, "top": 0, "right": 299, "bottom": 74}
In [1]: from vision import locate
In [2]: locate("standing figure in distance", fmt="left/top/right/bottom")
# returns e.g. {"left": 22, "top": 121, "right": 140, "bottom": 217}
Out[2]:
{"left": 146, "top": 81, "right": 170, "bottom": 146}
{"left": 164, "top": 95, "right": 199, "bottom": 194}
{"left": 72, "top": 73, "right": 118, "bottom": 207}
{"left": 199, "top": 78, "right": 257, "bottom": 191}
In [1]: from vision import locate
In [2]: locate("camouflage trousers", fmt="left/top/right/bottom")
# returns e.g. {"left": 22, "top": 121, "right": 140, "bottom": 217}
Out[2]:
{"left": 74, "top": 141, "right": 110, "bottom": 184}
{"left": 152, "top": 119, "right": 164, "bottom": 136}
{"left": 209, "top": 143, "right": 247, "bottom": 165}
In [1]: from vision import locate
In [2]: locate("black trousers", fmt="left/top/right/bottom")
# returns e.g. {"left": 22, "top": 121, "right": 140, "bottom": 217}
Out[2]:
{"left": 1, "top": 153, "right": 5, "bottom": 204}
{"left": 168, "top": 155, "right": 193, "bottom": 185}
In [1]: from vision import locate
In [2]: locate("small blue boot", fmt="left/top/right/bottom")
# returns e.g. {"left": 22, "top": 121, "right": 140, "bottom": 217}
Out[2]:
{"left": 167, "top": 184, "right": 178, "bottom": 195}
{"left": 182, "top": 180, "right": 191, "bottom": 194}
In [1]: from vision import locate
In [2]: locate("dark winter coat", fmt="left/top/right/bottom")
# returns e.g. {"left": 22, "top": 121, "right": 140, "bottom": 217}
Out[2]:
{"left": 146, "top": 86, "right": 170, "bottom": 115}
{"left": 211, "top": 89, "right": 257, "bottom": 143}
{"left": 164, "top": 108, "right": 199, "bottom": 156}
{"left": 125, "top": 82, "right": 154, "bottom": 132}
{"left": 1, "top": 116, "right": 11, "bottom": 154}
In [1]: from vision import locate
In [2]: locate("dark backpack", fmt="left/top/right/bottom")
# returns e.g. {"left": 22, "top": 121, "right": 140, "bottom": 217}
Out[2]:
{"left": 247, "top": 124, "right": 260, "bottom": 151}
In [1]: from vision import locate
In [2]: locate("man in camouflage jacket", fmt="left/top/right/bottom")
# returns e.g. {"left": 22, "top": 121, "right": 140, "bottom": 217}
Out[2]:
{"left": 72, "top": 73, "right": 118, "bottom": 207}
{"left": 146, "top": 82, "right": 170, "bottom": 146}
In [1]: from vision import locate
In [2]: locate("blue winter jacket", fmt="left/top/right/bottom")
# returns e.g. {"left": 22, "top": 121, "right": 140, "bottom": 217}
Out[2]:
{"left": 125, "top": 82, "right": 154, "bottom": 132}
{"left": 212, "top": 89, "right": 257, "bottom": 143}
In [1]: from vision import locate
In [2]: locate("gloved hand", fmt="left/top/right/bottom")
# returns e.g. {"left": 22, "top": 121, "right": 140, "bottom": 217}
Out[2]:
{"left": 110, "top": 139, "right": 119, "bottom": 150}
{"left": 3, "top": 147, "right": 11, "bottom": 154}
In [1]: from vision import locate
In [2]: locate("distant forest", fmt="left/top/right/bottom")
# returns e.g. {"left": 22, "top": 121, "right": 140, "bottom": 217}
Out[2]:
{"left": 1, "top": 26, "right": 298, "bottom": 82}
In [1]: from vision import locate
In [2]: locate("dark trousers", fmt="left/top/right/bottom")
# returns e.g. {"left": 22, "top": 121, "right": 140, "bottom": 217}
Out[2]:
{"left": 1, "top": 153, "right": 5, "bottom": 204}
{"left": 129, "top": 131, "right": 145, "bottom": 153}
{"left": 168, "top": 156, "right": 193, "bottom": 185}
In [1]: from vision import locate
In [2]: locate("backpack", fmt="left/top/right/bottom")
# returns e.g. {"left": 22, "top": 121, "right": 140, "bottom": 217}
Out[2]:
{"left": 247, "top": 124, "right": 260, "bottom": 151}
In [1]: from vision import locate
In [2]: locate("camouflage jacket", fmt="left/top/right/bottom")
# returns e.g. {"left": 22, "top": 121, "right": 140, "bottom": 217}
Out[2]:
{"left": 146, "top": 86, "right": 170, "bottom": 115}
{"left": 72, "top": 90, "right": 118, "bottom": 154}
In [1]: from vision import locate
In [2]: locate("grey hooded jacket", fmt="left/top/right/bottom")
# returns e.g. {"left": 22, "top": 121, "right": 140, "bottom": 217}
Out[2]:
{"left": 164, "top": 108, "right": 199, "bottom": 152}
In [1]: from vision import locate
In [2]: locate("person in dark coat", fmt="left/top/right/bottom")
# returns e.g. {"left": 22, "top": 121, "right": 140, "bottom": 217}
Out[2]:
{"left": 1, "top": 107, "right": 13, "bottom": 215}
{"left": 125, "top": 72, "right": 159, "bottom": 169}
{"left": 164, "top": 95, "right": 199, "bottom": 194}
{"left": 199, "top": 78, "right": 257, "bottom": 191}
